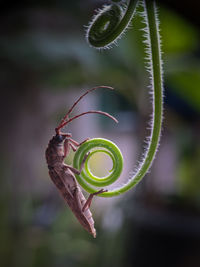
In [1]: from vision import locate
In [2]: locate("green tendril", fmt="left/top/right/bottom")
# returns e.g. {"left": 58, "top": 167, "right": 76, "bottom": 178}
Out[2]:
{"left": 74, "top": 0, "right": 163, "bottom": 197}
{"left": 86, "top": 0, "right": 138, "bottom": 49}
{"left": 73, "top": 138, "right": 123, "bottom": 190}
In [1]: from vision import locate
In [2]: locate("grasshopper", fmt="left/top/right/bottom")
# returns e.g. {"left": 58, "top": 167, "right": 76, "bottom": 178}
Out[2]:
{"left": 45, "top": 86, "right": 118, "bottom": 237}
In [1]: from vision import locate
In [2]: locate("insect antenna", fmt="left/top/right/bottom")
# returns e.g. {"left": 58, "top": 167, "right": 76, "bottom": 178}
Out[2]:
{"left": 55, "top": 86, "right": 114, "bottom": 134}
{"left": 56, "top": 110, "right": 118, "bottom": 134}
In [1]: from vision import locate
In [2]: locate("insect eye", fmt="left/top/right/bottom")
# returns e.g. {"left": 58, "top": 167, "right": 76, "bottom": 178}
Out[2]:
{"left": 56, "top": 135, "right": 65, "bottom": 143}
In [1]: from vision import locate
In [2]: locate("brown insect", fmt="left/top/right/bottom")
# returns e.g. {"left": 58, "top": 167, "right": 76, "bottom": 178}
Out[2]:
{"left": 45, "top": 86, "right": 118, "bottom": 237}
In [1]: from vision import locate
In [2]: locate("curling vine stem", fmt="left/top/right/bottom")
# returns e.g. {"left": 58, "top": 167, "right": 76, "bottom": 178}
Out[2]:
{"left": 74, "top": 0, "right": 163, "bottom": 197}
{"left": 87, "top": 0, "right": 138, "bottom": 48}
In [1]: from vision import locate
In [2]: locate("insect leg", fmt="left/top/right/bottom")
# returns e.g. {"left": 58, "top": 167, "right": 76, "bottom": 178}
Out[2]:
{"left": 63, "top": 164, "right": 82, "bottom": 175}
{"left": 70, "top": 143, "right": 77, "bottom": 152}
{"left": 82, "top": 189, "right": 108, "bottom": 212}
{"left": 69, "top": 138, "right": 89, "bottom": 147}
{"left": 63, "top": 139, "right": 70, "bottom": 158}
{"left": 78, "top": 138, "right": 90, "bottom": 146}
{"left": 63, "top": 152, "right": 90, "bottom": 175}
{"left": 64, "top": 138, "right": 89, "bottom": 157}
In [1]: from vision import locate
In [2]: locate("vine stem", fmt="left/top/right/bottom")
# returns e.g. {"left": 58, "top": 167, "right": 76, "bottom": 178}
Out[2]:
{"left": 74, "top": 0, "right": 163, "bottom": 197}
{"left": 108, "top": 0, "right": 164, "bottom": 196}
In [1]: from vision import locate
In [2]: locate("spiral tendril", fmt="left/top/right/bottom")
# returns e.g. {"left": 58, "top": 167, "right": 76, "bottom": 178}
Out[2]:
{"left": 86, "top": 0, "right": 138, "bottom": 49}
{"left": 73, "top": 138, "right": 123, "bottom": 196}
{"left": 77, "top": 0, "right": 163, "bottom": 197}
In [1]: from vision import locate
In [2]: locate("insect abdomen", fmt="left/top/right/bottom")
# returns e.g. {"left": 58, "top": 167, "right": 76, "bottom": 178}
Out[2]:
{"left": 48, "top": 169, "right": 96, "bottom": 238}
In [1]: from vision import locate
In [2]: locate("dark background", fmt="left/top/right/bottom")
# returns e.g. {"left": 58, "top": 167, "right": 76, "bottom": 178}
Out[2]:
{"left": 0, "top": 1, "right": 200, "bottom": 266}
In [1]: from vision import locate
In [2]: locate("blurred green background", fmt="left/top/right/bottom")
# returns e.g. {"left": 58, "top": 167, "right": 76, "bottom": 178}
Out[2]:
{"left": 0, "top": 1, "right": 200, "bottom": 267}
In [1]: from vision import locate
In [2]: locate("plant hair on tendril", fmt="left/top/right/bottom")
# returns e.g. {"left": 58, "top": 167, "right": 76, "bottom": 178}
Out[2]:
{"left": 74, "top": 0, "right": 164, "bottom": 197}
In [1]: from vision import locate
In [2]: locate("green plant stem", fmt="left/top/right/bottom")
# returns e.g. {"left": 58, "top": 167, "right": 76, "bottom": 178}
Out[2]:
{"left": 74, "top": 0, "right": 163, "bottom": 197}
{"left": 107, "top": 0, "right": 164, "bottom": 195}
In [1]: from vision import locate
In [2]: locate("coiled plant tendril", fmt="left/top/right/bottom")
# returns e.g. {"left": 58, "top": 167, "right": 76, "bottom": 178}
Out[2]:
{"left": 86, "top": 0, "right": 138, "bottom": 49}
{"left": 73, "top": 138, "right": 123, "bottom": 192}
{"left": 73, "top": 0, "right": 163, "bottom": 197}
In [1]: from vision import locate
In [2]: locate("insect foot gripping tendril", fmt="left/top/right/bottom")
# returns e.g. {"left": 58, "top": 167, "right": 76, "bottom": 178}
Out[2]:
{"left": 75, "top": 0, "right": 164, "bottom": 198}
